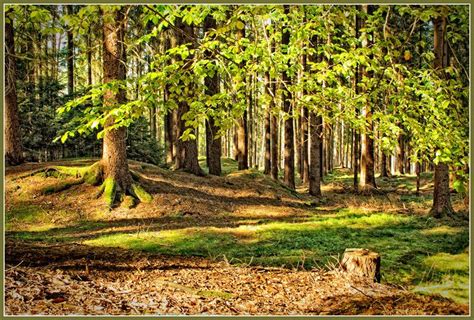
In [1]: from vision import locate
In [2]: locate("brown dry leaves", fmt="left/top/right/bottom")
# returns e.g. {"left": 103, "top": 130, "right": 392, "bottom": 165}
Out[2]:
{"left": 5, "top": 241, "right": 468, "bottom": 316}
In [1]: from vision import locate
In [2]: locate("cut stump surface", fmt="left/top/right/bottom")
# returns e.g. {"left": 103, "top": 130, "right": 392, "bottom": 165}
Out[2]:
{"left": 342, "top": 248, "right": 381, "bottom": 283}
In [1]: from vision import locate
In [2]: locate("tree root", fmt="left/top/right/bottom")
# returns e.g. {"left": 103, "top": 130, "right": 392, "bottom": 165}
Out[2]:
{"left": 27, "top": 162, "right": 152, "bottom": 208}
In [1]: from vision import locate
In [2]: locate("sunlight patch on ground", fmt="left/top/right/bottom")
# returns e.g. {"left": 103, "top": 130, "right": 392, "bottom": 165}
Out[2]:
{"left": 421, "top": 226, "right": 465, "bottom": 236}
{"left": 423, "top": 253, "right": 469, "bottom": 272}
{"left": 414, "top": 274, "right": 469, "bottom": 305}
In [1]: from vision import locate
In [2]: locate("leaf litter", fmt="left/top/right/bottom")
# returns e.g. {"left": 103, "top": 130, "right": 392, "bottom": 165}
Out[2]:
{"left": 5, "top": 239, "right": 467, "bottom": 315}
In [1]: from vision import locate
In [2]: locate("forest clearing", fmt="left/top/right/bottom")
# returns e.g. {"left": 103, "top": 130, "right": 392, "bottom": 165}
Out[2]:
{"left": 4, "top": 4, "right": 470, "bottom": 316}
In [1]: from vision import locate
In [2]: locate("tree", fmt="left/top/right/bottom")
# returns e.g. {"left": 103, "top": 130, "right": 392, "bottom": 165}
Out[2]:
{"left": 234, "top": 17, "right": 249, "bottom": 171}
{"left": 5, "top": 8, "right": 24, "bottom": 166}
{"left": 430, "top": 8, "right": 453, "bottom": 218}
{"left": 282, "top": 5, "right": 295, "bottom": 190}
{"left": 66, "top": 5, "right": 74, "bottom": 95}
{"left": 358, "top": 5, "right": 376, "bottom": 191}
{"left": 204, "top": 14, "right": 222, "bottom": 176}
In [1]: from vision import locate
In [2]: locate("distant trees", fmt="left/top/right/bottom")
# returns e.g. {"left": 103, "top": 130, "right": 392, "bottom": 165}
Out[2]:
{"left": 5, "top": 4, "right": 469, "bottom": 215}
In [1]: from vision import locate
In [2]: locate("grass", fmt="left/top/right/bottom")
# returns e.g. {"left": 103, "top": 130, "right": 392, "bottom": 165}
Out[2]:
{"left": 5, "top": 162, "right": 470, "bottom": 305}
{"left": 198, "top": 156, "right": 239, "bottom": 175}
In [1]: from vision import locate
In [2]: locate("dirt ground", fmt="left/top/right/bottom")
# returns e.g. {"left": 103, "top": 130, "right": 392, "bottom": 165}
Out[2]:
{"left": 4, "top": 160, "right": 470, "bottom": 315}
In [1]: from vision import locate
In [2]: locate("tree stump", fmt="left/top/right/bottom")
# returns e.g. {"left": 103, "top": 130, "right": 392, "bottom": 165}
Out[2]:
{"left": 341, "top": 248, "right": 381, "bottom": 283}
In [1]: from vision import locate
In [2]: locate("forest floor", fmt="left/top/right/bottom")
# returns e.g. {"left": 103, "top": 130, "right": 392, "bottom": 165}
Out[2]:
{"left": 4, "top": 158, "right": 470, "bottom": 315}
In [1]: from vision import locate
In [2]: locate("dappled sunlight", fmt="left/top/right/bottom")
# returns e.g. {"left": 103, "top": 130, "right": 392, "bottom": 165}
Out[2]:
{"left": 423, "top": 253, "right": 469, "bottom": 272}
{"left": 421, "top": 226, "right": 465, "bottom": 236}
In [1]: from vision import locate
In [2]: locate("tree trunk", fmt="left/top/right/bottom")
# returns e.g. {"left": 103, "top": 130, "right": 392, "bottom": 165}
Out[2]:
{"left": 101, "top": 6, "right": 132, "bottom": 192}
{"left": 87, "top": 30, "right": 93, "bottom": 86}
{"left": 5, "top": 9, "right": 24, "bottom": 166}
{"left": 282, "top": 5, "right": 295, "bottom": 190}
{"left": 397, "top": 133, "right": 405, "bottom": 174}
{"left": 430, "top": 11, "right": 453, "bottom": 217}
{"left": 301, "top": 53, "right": 309, "bottom": 184}
{"left": 235, "top": 18, "right": 248, "bottom": 171}
{"left": 66, "top": 5, "right": 74, "bottom": 95}
{"left": 174, "top": 23, "right": 203, "bottom": 176}
{"left": 309, "top": 113, "right": 323, "bottom": 197}
{"left": 264, "top": 71, "right": 272, "bottom": 175}
{"left": 381, "top": 153, "right": 389, "bottom": 177}
{"left": 204, "top": 15, "right": 221, "bottom": 176}
{"left": 358, "top": 5, "right": 376, "bottom": 190}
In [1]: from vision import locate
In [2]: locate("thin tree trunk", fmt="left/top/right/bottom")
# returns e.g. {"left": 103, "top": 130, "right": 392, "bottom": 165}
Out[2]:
{"left": 309, "top": 113, "right": 323, "bottom": 197}
{"left": 282, "top": 5, "right": 295, "bottom": 189}
{"left": 66, "top": 5, "right": 74, "bottom": 95}
{"left": 204, "top": 15, "right": 221, "bottom": 176}
{"left": 264, "top": 71, "right": 272, "bottom": 175}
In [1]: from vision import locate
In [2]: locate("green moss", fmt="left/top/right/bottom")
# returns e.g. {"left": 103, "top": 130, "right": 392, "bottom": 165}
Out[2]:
{"left": 131, "top": 183, "right": 153, "bottom": 203}
{"left": 121, "top": 195, "right": 137, "bottom": 209}
{"left": 40, "top": 179, "right": 83, "bottom": 195}
{"left": 82, "top": 162, "right": 103, "bottom": 185}
{"left": 102, "top": 177, "right": 117, "bottom": 207}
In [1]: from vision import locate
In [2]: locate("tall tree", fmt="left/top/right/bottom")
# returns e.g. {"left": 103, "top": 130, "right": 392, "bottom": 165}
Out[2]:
{"left": 282, "top": 5, "right": 295, "bottom": 190}
{"left": 358, "top": 4, "right": 376, "bottom": 190}
{"left": 100, "top": 6, "right": 133, "bottom": 205}
{"left": 263, "top": 71, "right": 272, "bottom": 175}
{"left": 66, "top": 5, "right": 74, "bottom": 95}
{"left": 430, "top": 8, "right": 453, "bottom": 217}
{"left": 234, "top": 17, "right": 249, "bottom": 170}
{"left": 5, "top": 8, "right": 24, "bottom": 166}
{"left": 204, "top": 14, "right": 222, "bottom": 176}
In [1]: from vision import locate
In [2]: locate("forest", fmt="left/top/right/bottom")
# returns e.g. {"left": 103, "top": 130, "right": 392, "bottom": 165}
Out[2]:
{"left": 4, "top": 4, "right": 470, "bottom": 316}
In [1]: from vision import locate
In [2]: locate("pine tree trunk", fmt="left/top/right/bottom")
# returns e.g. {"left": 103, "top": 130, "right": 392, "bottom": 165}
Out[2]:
{"left": 270, "top": 105, "right": 279, "bottom": 180}
{"left": 309, "top": 113, "right": 323, "bottom": 197}
{"left": 101, "top": 6, "right": 132, "bottom": 191}
{"left": 381, "top": 153, "right": 389, "bottom": 177}
{"left": 66, "top": 5, "right": 74, "bottom": 95}
{"left": 5, "top": 10, "right": 24, "bottom": 166}
{"left": 264, "top": 71, "right": 272, "bottom": 175}
{"left": 301, "top": 105, "right": 309, "bottom": 184}
{"left": 235, "top": 19, "right": 248, "bottom": 170}
{"left": 430, "top": 12, "right": 453, "bottom": 217}
{"left": 397, "top": 133, "right": 405, "bottom": 174}
{"left": 204, "top": 15, "right": 221, "bottom": 176}
{"left": 358, "top": 5, "right": 376, "bottom": 190}
{"left": 282, "top": 5, "right": 295, "bottom": 190}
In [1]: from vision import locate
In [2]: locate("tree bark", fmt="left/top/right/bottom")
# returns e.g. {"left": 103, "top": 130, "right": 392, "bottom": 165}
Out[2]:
{"left": 66, "top": 5, "right": 74, "bottom": 95}
{"left": 101, "top": 6, "right": 132, "bottom": 192}
{"left": 204, "top": 15, "right": 221, "bottom": 176}
{"left": 5, "top": 9, "right": 24, "bottom": 166}
{"left": 381, "top": 152, "right": 389, "bottom": 177}
{"left": 282, "top": 5, "right": 295, "bottom": 190}
{"left": 264, "top": 71, "right": 272, "bottom": 175}
{"left": 309, "top": 113, "right": 323, "bottom": 197}
{"left": 430, "top": 11, "right": 453, "bottom": 217}
{"left": 358, "top": 5, "right": 376, "bottom": 190}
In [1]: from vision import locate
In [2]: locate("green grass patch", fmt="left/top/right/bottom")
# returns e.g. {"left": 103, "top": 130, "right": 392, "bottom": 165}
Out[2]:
{"left": 199, "top": 157, "right": 238, "bottom": 175}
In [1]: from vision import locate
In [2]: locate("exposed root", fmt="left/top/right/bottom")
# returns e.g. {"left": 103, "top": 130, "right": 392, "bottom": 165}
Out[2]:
{"left": 101, "top": 177, "right": 117, "bottom": 208}
{"left": 24, "top": 162, "right": 152, "bottom": 208}
{"left": 40, "top": 179, "right": 83, "bottom": 195}
{"left": 130, "top": 184, "right": 153, "bottom": 203}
